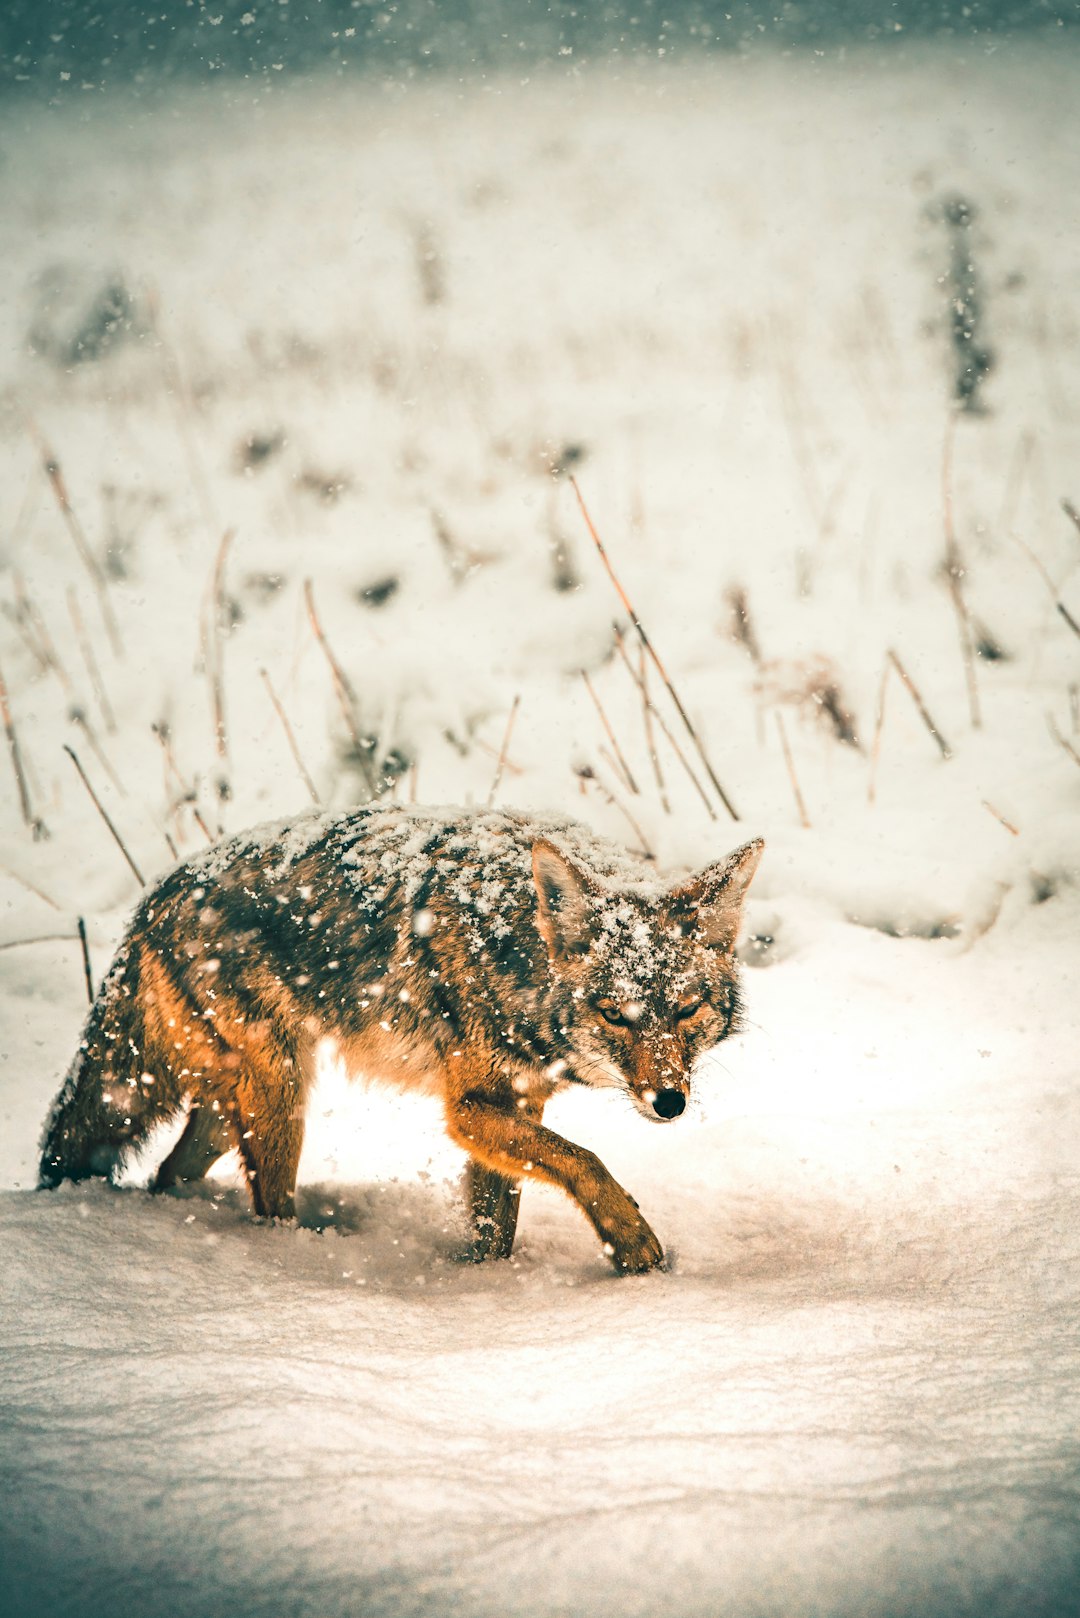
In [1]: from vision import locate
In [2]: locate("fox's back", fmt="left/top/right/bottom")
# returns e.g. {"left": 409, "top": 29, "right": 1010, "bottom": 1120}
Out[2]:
{"left": 136, "top": 805, "right": 660, "bottom": 1064}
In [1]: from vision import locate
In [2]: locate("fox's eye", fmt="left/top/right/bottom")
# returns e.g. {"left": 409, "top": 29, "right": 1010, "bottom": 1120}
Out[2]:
{"left": 597, "top": 1001, "right": 628, "bottom": 1026}
{"left": 674, "top": 999, "right": 703, "bottom": 1021}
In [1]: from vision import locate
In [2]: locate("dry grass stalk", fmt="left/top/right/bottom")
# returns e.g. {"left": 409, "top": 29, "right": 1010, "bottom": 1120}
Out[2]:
{"left": 0, "top": 657, "right": 43, "bottom": 837}
{"left": 1050, "top": 599, "right": 1079, "bottom": 642}
{"left": 886, "top": 649, "right": 952, "bottom": 760}
{"left": 303, "top": 578, "right": 378, "bottom": 796}
{"left": 14, "top": 577, "right": 75, "bottom": 695}
{"left": 867, "top": 661, "right": 889, "bottom": 805}
{"left": 205, "top": 527, "right": 236, "bottom": 762}
{"left": 31, "top": 427, "right": 124, "bottom": 656}
{"left": 817, "top": 467, "right": 850, "bottom": 546}
{"left": 77, "top": 916, "right": 94, "bottom": 1003}
{"left": 67, "top": 586, "right": 116, "bottom": 733}
{"left": 725, "top": 585, "right": 762, "bottom": 664}
{"left": 615, "top": 627, "right": 717, "bottom": 820}
{"left": 10, "top": 459, "right": 43, "bottom": 550}
{"left": 775, "top": 711, "right": 811, "bottom": 829}
{"left": 546, "top": 514, "right": 579, "bottom": 594}
{"left": 408, "top": 760, "right": 419, "bottom": 804}
{"left": 260, "top": 668, "right": 320, "bottom": 806}
{"left": 1008, "top": 533, "right": 1080, "bottom": 642}
{"left": 70, "top": 708, "right": 125, "bottom": 797}
{"left": 598, "top": 745, "right": 631, "bottom": 794}
{"left": 998, "top": 431, "right": 1036, "bottom": 536}
{"left": 145, "top": 290, "right": 219, "bottom": 540}
{"left": 570, "top": 476, "right": 739, "bottom": 821}
{"left": 1047, "top": 714, "right": 1080, "bottom": 772}
{"left": 474, "top": 738, "right": 524, "bottom": 776}
{"left": 941, "top": 413, "right": 982, "bottom": 729}
{"left": 811, "top": 675, "right": 861, "bottom": 749}
{"left": 960, "top": 878, "right": 1012, "bottom": 953}
{"left": 982, "top": 800, "right": 1020, "bottom": 836}
{"left": 574, "top": 762, "right": 654, "bottom": 861}
{"left": 0, "top": 861, "right": 60, "bottom": 910}
{"left": 3, "top": 597, "right": 51, "bottom": 677}
{"left": 64, "top": 743, "right": 145, "bottom": 886}
{"left": 1061, "top": 498, "right": 1080, "bottom": 543}
{"left": 151, "top": 722, "right": 214, "bottom": 843}
{"left": 637, "top": 647, "right": 671, "bottom": 817}
{"left": 412, "top": 220, "right": 445, "bottom": 307}
{"left": 431, "top": 510, "right": 497, "bottom": 585}
{"left": 613, "top": 630, "right": 668, "bottom": 813}
{"left": 1069, "top": 684, "right": 1079, "bottom": 734}
{"left": 0, "top": 933, "right": 80, "bottom": 954}
{"left": 486, "top": 695, "right": 520, "bottom": 810}
{"left": 770, "top": 317, "right": 824, "bottom": 530}
{"left": 580, "top": 669, "right": 640, "bottom": 795}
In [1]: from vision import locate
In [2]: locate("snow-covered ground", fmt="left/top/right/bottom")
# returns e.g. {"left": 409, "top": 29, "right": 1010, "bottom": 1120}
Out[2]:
{"left": 2, "top": 41, "right": 1079, "bottom": 1618}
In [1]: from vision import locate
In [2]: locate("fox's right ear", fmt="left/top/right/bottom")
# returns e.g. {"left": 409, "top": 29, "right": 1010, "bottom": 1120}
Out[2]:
{"left": 532, "top": 840, "right": 596, "bottom": 960}
{"left": 667, "top": 838, "right": 765, "bottom": 952}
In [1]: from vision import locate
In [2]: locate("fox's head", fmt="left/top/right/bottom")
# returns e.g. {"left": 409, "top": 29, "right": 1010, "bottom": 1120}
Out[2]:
{"left": 532, "top": 836, "right": 764, "bottom": 1121}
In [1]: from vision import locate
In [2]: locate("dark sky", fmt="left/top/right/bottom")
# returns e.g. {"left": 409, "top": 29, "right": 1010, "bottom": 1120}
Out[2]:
{"left": 3, "top": 1, "right": 1078, "bottom": 92}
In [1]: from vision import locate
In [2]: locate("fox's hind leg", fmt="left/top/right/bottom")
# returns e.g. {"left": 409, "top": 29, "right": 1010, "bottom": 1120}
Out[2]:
{"left": 153, "top": 1104, "right": 235, "bottom": 1190}
{"left": 39, "top": 943, "right": 183, "bottom": 1189}
{"left": 226, "top": 1025, "right": 314, "bottom": 1221}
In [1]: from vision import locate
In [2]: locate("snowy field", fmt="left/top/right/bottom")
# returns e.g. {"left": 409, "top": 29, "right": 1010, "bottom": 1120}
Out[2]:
{"left": 2, "top": 40, "right": 1080, "bottom": 1618}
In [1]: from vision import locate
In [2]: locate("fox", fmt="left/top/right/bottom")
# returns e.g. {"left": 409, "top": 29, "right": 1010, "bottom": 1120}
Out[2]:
{"left": 39, "top": 805, "right": 763, "bottom": 1274}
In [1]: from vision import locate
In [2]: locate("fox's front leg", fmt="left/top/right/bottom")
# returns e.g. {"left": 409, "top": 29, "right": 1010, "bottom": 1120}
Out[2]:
{"left": 464, "top": 1160, "right": 522, "bottom": 1261}
{"left": 461, "top": 1093, "right": 546, "bottom": 1261}
{"left": 445, "top": 1084, "right": 664, "bottom": 1275}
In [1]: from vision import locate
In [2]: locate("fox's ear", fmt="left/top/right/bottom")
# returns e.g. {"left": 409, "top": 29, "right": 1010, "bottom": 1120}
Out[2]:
{"left": 532, "top": 840, "right": 596, "bottom": 960}
{"left": 667, "top": 838, "right": 764, "bottom": 951}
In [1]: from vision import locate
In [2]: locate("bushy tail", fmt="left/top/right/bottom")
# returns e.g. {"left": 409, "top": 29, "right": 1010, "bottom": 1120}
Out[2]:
{"left": 39, "top": 936, "right": 171, "bottom": 1188}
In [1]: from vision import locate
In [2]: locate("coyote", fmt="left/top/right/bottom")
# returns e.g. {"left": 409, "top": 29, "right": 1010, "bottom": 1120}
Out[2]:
{"left": 40, "top": 807, "right": 763, "bottom": 1273}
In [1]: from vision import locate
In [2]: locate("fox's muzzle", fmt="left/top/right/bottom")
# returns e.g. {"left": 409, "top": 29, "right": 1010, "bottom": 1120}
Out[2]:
{"left": 651, "top": 1088, "right": 686, "bottom": 1120}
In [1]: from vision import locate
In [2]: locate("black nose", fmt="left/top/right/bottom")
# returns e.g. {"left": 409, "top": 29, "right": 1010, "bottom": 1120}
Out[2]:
{"left": 652, "top": 1088, "right": 686, "bottom": 1120}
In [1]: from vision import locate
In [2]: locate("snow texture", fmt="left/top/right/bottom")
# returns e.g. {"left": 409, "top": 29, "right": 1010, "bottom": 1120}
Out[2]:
{"left": 2, "top": 41, "right": 1080, "bottom": 1618}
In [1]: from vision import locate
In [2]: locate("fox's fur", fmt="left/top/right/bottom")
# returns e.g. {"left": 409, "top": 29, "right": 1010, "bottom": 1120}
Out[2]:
{"left": 40, "top": 806, "right": 763, "bottom": 1273}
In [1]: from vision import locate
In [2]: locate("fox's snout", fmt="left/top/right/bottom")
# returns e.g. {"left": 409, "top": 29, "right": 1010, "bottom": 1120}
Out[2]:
{"left": 572, "top": 1046, "right": 690, "bottom": 1120}
{"left": 618, "top": 1049, "right": 693, "bottom": 1122}
{"left": 630, "top": 1073, "right": 690, "bottom": 1121}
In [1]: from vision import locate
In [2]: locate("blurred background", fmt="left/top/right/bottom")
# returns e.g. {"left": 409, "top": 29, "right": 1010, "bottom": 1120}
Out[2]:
{"left": 2, "top": 0, "right": 1077, "bottom": 89}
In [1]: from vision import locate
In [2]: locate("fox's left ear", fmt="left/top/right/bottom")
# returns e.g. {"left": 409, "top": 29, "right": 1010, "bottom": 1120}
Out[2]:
{"left": 532, "top": 839, "right": 598, "bottom": 960}
{"left": 666, "top": 838, "right": 765, "bottom": 951}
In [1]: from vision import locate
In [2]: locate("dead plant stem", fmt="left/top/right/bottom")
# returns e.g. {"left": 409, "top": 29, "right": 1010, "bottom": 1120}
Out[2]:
{"left": 775, "top": 711, "right": 811, "bottom": 829}
{"left": 615, "top": 628, "right": 716, "bottom": 820}
{"left": 570, "top": 476, "right": 739, "bottom": 820}
{"left": 68, "top": 586, "right": 116, "bottom": 732}
{"left": 260, "top": 668, "right": 320, "bottom": 805}
{"left": 941, "top": 411, "right": 982, "bottom": 728}
{"left": 580, "top": 670, "right": 640, "bottom": 795}
{"left": 486, "top": 695, "right": 520, "bottom": 810}
{"left": 867, "top": 661, "right": 890, "bottom": 804}
{"left": 1047, "top": 714, "right": 1080, "bottom": 771}
{"left": 0, "top": 658, "right": 38, "bottom": 833}
{"left": 64, "top": 744, "right": 145, "bottom": 886}
{"left": 31, "top": 427, "right": 123, "bottom": 656}
{"left": 886, "top": 650, "right": 952, "bottom": 760}
{"left": 77, "top": 916, "right": 94, "bottom": 1002}
{"left": 303, "top": 578, "right": 378, "bottom": 796}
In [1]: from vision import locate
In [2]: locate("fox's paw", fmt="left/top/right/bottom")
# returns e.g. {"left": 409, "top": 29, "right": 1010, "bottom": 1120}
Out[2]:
{"left": 601, "top": 1216, "right": 665, "bottom": 1276}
